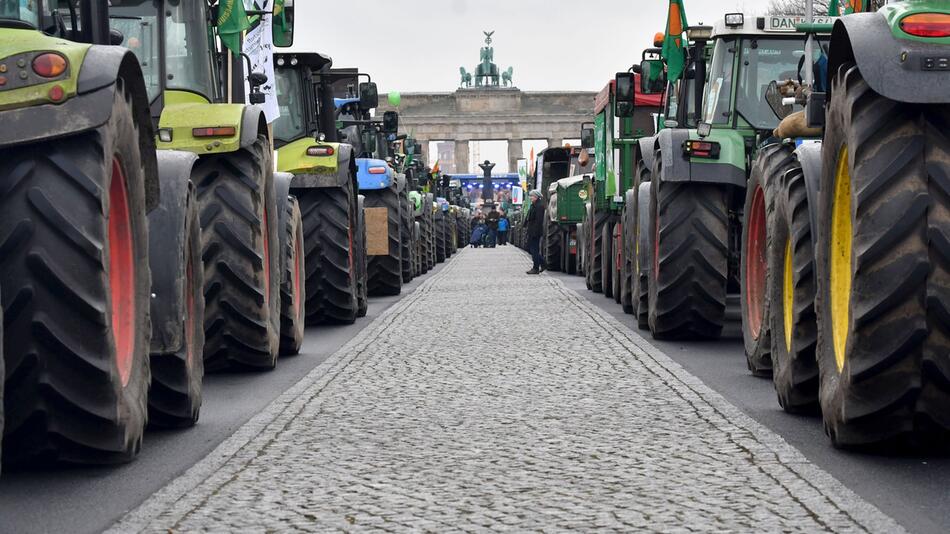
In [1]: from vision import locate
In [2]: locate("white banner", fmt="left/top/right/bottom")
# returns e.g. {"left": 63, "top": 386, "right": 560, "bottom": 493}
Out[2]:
{"left": 243, "top": 0, "right": 279, "bottom": 123}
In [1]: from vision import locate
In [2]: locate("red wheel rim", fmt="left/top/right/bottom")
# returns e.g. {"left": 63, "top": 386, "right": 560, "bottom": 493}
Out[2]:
{"left": 292, "top": 229, "right": 303, "bottom": 321}
{"left": 184, "top": 245, "right": 196, "bottom": 370}
{"left": 745, "top": 185, "right": 767, "bottom": 339}
{"left": 263, "top": 207, "right": 271, "bottom": 306}
{"left": 109, "top": 158, "right": 136, "bottom": 387}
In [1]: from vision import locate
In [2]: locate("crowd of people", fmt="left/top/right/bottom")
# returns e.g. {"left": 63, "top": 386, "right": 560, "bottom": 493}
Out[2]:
{"left": 468, "top": 189, "right": 546, "bottom": 277}
{"left": 469, "top": 206, "right": 509, "bottom": 248}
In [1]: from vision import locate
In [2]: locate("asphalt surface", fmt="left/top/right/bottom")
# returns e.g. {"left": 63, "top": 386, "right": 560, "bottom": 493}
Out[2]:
{"left": 0, "top": 262, "right": 445, "bottom": 534}
{"left": 549, "top": 269, "right": 950, "bottom": 534}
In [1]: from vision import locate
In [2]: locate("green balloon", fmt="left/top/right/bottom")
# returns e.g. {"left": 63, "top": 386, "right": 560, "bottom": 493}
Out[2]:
{"left": 388, "top": 91, "right": 402, "bottom": 107}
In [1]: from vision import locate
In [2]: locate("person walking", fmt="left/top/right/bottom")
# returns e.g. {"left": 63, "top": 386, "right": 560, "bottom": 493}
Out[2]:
{"left": 525, "top": 190, "right": 545, "bottom": 274}
{"left": 497, "top": 212, "right": 509, "bottom": 246}
{"left": 485, "top": 208, "right": 500, "bottom": 248}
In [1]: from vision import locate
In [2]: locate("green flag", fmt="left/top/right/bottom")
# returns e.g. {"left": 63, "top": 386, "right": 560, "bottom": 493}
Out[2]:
{"left": 217, "top": 0, "right": 250, "bottom": 54}
{"left": 828, "top": 0, "right": 866, "bottom": 15}
{"left": 661, "top": 0, "right": 689, "bottom": 83}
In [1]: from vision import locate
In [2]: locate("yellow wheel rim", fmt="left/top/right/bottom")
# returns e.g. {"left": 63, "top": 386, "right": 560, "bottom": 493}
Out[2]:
{"left": 783, "top": 237, "right": 793, "bottom": 353}
{"left": 830, "top": 147, "right": 852, "bottom": 372}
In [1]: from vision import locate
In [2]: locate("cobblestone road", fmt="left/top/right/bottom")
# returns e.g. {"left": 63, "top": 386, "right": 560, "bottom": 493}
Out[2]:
{"left": 111, "top": 247, "right": 901, "bottom": 533}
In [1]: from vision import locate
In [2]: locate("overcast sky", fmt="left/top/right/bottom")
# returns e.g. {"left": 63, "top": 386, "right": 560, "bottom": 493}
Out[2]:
{"left": 289, "top": 0, "right": 775, "bottom": 93}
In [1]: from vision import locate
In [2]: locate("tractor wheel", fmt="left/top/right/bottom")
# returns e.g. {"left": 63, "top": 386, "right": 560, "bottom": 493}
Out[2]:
{"left": 365, "top": 190, "right": 403, "bottom": 296}
{"left": 816, "top": 63, "right": 950, "bottom": 447}
{"left": 589, "top": 210, "right": 610, "bottom": 293}
{"left": 1, "top": 82, "right": 150, "bottom": 464}
{"left": 601, "top": 219, "right": 614, "bottom": 298}
{"left": 612, "top": 222, "right": 623, "bottom": 304}
{"left": 544, "top": 217, "right": 562, "bottom": 271}
{"left": 196, "top": 135, "right": 280, "bottom": 371}
{"left": 355, "top": 196, "right": 368, "bottom": 318}
{"left": 635, "top": 182, "right": 651, "bottom": 329}
{"left": 741, "top": 144, "right": 796, "bottom": 377}
{"left": 621, "top": 192, "right": 636, "bottom": 314}
{"left": 419, "top": 216, "right": 431, "bottom": 273}
{"left": 649, "top": 177, "right": 728, "bottom": 340}
{"left": 400, "top": 196, "right": 413, "bottom": 283}
{"left": 295, "top": 187, "right": 358, "bottom": 325}
{"left": 770, "top": 161, "right": 819, "bottom": 413}
{"left": 147, "top": 168, "right": 204, "bottom": 428}
{"left": 435, "top": 215, "right": 447, "bottom": 263}
{"left": 278, "top": 196, "right": 305, "bottom": 355}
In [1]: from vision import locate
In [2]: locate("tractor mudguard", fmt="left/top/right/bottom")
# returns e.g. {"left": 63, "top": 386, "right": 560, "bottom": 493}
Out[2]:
{"left": 656, "top": 129, "right": 691, "bottom": 182}
{"left": 148, "top": 149, "right": 199, "bottom": 353}
{"left": 356, "top": 158, "right": 394, "bottom": 190}
{"left": 240, "top": 105, "right": 269, "bottom": 149}
{"left": 274, "top": 171, "right": 294, "bottom": 210}
{"left": 828, "top": 12, "right": 950, "bottom": 104}
{"left": 289, "top": 143, "right": 355, "bottom": 189}
{"left": 793, "top": 142, "right": 823, "bottom": 252}
{"left": 637, "top": 136, "right": 657, "bottom": 179}
{"left": 395, "top": 173, "right": 408, "bottom": 194}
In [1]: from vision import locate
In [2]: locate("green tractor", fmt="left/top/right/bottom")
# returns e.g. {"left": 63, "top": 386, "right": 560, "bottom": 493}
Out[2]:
{"left": 643, "top": 15, "right": 826, "bottom": 344}
{"left": 544, "top": 145, "right": 594, "bottom": 275}
{"left": 273, "top": 51, "right": 369, "bottom": 321}
{"left": 581, "top": 73, "right": 661, "bottom": 300}
{"left": 749, "top": 0, "right": 950, "bottom": 447}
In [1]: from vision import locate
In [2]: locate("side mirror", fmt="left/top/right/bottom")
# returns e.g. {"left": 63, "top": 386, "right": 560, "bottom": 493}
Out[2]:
{"left": 383, "top": 111, "right": 399, "bottom": 134}
{"left": 640, "top": 59, "right": 666, "bottom": 95}
{"left": 581, "top": 125, "right": 594, "bottom": 149}
{"left": 248, "top": 72, "right": 267, "bottom": 105}
{"left": 615, "top": 72, "right": 635, "bottom": 118}
{"left": 359, "top": 81, "right": 379, "bottom": 110}
{"left": 273, "top": 0, "right": 295, "bottom": 47}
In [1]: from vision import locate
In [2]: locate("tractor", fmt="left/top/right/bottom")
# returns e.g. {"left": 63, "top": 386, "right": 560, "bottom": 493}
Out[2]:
{"left": 751, "top": 0, "right": 950, "bottom": 447}
{"left": 643, "top": 15, "right": 826, "bottom": 348}
{"left": 544, "top": 145, "right": 594, "bottom": 275}
{"left": 581, "top": 72, "right": 661, "bottom": 304}
{"left": 273, "top": 51, "right": 368, "bottom": 321}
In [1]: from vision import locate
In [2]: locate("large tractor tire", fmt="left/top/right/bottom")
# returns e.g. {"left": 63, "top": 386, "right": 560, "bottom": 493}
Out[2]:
{"left": 295, "top": 187, "right": 358, "bottom": 325}
{"left": 435, "top": 213, "right": 447, "bottom": 263}
{"left": 1, "top": 82, "right": 150, "bottom": 464}
{"left": 418, "top": 216, "right": 431, "bottom": 274}
{"left": 815, "top": 63, "right": 950, "bottom": 447}
{"left": 400, "top": 195, "right": 413, "bottom": 284}
{"left": 600, "top": 219, "right": 615, "bottom": 298}
{"left": 365, "top": 190, "right": 403, "bottom": 296}
{"left": 578, "top": 221, "right": 588, "bottom": 280}
{"left": 770, "top": 159, "right": 819, "bottom": 413}
{"left": 588, "top": 209, "right": 611, "bottom": 293}
{"left": 544, "top": 217, "right": 562, "bottom": 271}
{"left": 147, "top": 154, "right": 204, "bottom": 428}
{"left": 355, "top": 196, "right": 368, "bottom": 317}
{"left": 276, "top": 178, "right": 305, "bottom": 356}
{"left": 648, "top": 176, "right": 728, "bottom": 340}
{"left": 635, "top": 182, "right": 652, "bottom": 329}
{"left": 741, "top": 144, "right": 796, "bottom": 377}
{"left": 621, "top": 190, "right": 637, "bottom": 314}
{"left": 196, "top": 135, "right": 280, "bottom": 371}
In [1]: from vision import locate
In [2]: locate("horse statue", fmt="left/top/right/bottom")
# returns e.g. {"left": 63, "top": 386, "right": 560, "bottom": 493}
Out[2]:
{"left": 459, "top": 67, "right": 472, "bottom": 88}
{"left": 502, "top": 67, "right": 513, "bottom": 87}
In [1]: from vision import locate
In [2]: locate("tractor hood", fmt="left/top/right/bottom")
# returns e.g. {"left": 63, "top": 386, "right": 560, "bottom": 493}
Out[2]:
{"left": 356, "top": 158, "right": 394, "bottom": 190}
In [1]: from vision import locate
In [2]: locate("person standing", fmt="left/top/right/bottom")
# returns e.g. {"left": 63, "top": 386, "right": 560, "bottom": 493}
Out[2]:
{"left": 485, "top": 208, "right": 500, "bottom": 248}
{"left": 525, "top": 190, "right": 545, "bottom": 274}
{"left": 497, "top": 212, "right": 509, "bottom": 246}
